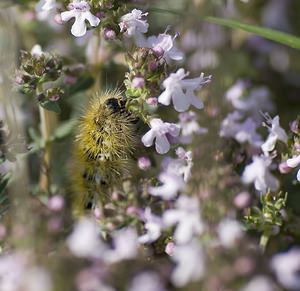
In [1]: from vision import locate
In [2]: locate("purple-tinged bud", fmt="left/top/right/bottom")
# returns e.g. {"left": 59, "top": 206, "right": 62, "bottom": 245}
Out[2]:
{"left": 64, "top": 75, "right": 77, "bottom": 85}
{"left": 148, "top": 61, "right": 158, "bottom": 71}
{"left": 233, "top": 191, "right": 251, "bottom": 209}
{"left": 279, "top": 161, "right": 292, "bottom": 174}
{"left": 48, "top": 195, "right": 65, "bottom": 212}
{"left": 146, "top": 97, "right": 158, "bottom": 106}
{"left": 132, "top": 77, "right": 145, "bottom": 88}
{"left": 96, "top": 11, "right": 106, "bottom": 19}
{"left": 138, "top": 156, "right": 151, "bottom": 170}
{"left": 152, "top": 46, "right": 164, "bottom": 58}
{"left": 103, "top": 27, "right": 116, "bottom": 40}
{"left": 15, "top": 75, "right": 25, "bottom": 85}
{"left": 290, "top": 120, "right": 299, "bottom": 134}
{"left": 126, "top": 206, "right": 140, "bottom": 216}
{"left": 94, "top": 207, "right": 102, "bottom": 219}
{"left": 165, "top": 241, "right": 175, "bottom": 256}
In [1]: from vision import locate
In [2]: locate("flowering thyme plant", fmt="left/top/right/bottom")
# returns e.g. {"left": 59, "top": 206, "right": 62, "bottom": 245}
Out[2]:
{"left": 1, "top": 1, "right": 300, "bottom": 291}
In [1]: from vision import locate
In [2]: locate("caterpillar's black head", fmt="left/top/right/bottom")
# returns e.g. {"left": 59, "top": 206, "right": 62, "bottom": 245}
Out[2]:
{"left": 104, "top": 98, "right": 126, "bottom": 114}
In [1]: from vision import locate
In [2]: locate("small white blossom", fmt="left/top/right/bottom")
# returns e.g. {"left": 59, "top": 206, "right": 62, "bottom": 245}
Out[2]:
{"left": 31, "top": 44, "right": 44, "bottom": 57}
{"left": 61, "top": 0, "right": 100, "bottom": 37}
{"left": 261, "top": 115, "right": 287, "bottom": 154}
{"left": 138, "top": 208, "right": 163, "bottom": 244}
{"left": 146, "top": 33, "right": 184, "bottom": 61}
{"left": 158, "top": 69, "right": 211, "bottom": 112}
{"left": 104, "top": 228, "right": 138, "bottom": 263}
{"left": 286, "top": 154, "right": 300, "bottom": 181}
{"left": 141, "top": 118, "right": 180, "bottom": 154}
{"left": 129, "top": 272, "right": 166, "bottom": 291}
{"left": 171, "top": 240, "right": 205, "bottom": 287}
{"left": 148, "top": 172, "right": 184, "bottom": 200}
{"left": 163, "top": 195, "right": 204, "bottom": 244}
{"left": 242, "top": 276, "right": 277, "bottom": 291}
{"left": 178, "top": 111, "right": 208, "bottom": 144}
{"left": 35, "top": 0, "right": 57, "bottom": 12}
{"left": 217, "top": 218, "right": 243, "bottom": 248}
{"left": 67, "top": 218, "right": 106, "bottom": 258}
{"left": 119, "top": 9, "right": 149, "bottom": 45}
{"left": 271, "top": 248, "right": 300, "bottom": 290}
{"left": 242, "top": 155, "right": 279, "bottom": 193}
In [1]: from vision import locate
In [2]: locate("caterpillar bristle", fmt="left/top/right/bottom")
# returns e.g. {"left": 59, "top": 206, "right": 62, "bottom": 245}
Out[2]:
{"left": 70, "top": 91, "right": 137, "bottom": 216}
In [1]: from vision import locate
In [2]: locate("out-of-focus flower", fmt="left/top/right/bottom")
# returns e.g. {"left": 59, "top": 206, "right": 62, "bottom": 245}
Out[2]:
{"left": 128, "top": 272, "right": 166, "bottom": 291}
{"left": 36, "top": 0, "right": 57, "bottom": 12}
{"left": 261, "top": 115, "right": 287, "bottom": 155}
{"left": 217, "top": 218, "right": 243, "bottom": 248}
{"left": 146, "top": 33, "right": 184, "bottom": 61}
{"left": 141, "top": 118, "right": 180, "bottom": 154}
{"left": 171, "top": 240, "right": 205, "bottom": 287}
{"left": 163, "top": 195, "right": 204, "bottom": 244}
{"left": 48, "top": 195, "right": 65, "bottom": 211}
{"left": 31, "top": 44, "right": 44, "bottom": 57}
{"left": 178, "top": 111, "right": 207, "bottom": 144}
{"left": 104, "top": 228, "right": 138, "bottom": 263}
{"left": 158, "top": 69, "right": 211, "bottom": 112}
{"left": 242, "top": 155, "right": 279, "bottom": 193}
{"left": 165, "top": 241, "right": 175, "bottom": 256}
{"left": 148, "top": 172, "right": 184, "bottom": 200}
{"left": 22, "top": 267, "right": 53, "bottom": 291}
{"left": 67, "top": 218, "right": 106, "bottom": 258}
{"left": 242, "top": 276, "right": 277, "bottom": 291}
{"left": 271, "top": 248, "right": 300, "bottom": 290}
{"left": 119, "top": 9, "right": 148, "bottom": 46}
{"left": 138, "top": 208, "right": 163, "bottom": 244}
{"left": 233, "top": 191, "right": 251, "bottom": 209}
{"left": 220, "top": 112, "right": 263, "bottom": 147}
{"left": 61, "top": 1, "right": 100, "bottom": 37}
{"left": 286, "top": 154, "right": 300, "bottom": 182}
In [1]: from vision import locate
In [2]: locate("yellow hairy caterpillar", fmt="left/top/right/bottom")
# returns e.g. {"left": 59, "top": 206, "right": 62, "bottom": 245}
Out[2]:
{"left": 71, "top": 91, "right": 137, "bottom": 215}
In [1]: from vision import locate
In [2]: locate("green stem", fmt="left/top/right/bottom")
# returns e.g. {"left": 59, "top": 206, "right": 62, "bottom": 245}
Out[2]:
{"left": 259, "top": 232, "right": 270, "bottom": 253}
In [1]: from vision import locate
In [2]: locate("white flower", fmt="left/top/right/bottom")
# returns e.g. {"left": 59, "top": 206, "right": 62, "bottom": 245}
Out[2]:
{"left": 158, "top": 69, "right": 211, "bottom": 112}
{"left": 104, "top": 228, "right": 138, "bottom": 263}
{"left": 286, "top": 154, "right": 300, "bottom": 181}
{"left": 61, "top": 0, "right": 100, "bottom": 37}
{"left": 271, "top": 248, "right": 300, "bottom": 290}
{"left": 138, "top": 208, "right": 163, "bottom": 244}
{"left": 119, "top": 9, "right": 148, "bottom": 45}
{"left": 129, "top": 272, "right": 166, "bottom": 291}
{"left": 242, "top": 276, "right": 276, "bottom": 291}
{"left": 146, "top": 33, "right": 184, "bottom": 61}
{"left": 163, "top": 195, "right": 204, "bottom": 244}
{"left": 35, "top": 0, "right": 57, "bottom": 12}
{"left": 217, "top": 218, "right": 243, "bottom": 248}
{"left": 261, "top": 115, "right": 287, "bottom": 154}
{"left": 171, "top": 240, "right": 205, "bottom": 287}
{"left": 67, "top": 218, "right": 106, "bottom": 258}
{"left": 148, "top": 172, "right": 184, "bottom": 200}
{"left": 178, "top": 111, "right": 208, "bottom": 144}
{"left": 141, "top": 118, "right": 180, "bottom": 154}
{"left": 31, "top": 44, "right": 44, "bottom": 57}
{"left": 242, "top": 155, "right": 279, "bottom": 193}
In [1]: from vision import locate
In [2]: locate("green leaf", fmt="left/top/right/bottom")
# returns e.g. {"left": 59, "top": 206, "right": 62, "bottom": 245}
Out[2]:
{"left": 52, "top": 119, "right": 77, "bottom": 140}
{"left": 205, "top": 17, "right": 300, "bottom": 50}
{"left": 40, "top": 100, "right": 61, "bottom": 114}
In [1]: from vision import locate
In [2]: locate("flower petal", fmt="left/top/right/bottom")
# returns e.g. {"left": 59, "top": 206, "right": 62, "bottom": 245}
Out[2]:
{"left": 61, "top": 10, "right": 75, "bottom": 22}
{"left": 155, "top": 134, "right": 170, "bottom": 154}
{"left": 141, "top": 129, "right": 156, "bottom": 147}
{"left": 287, "top": 155, "right": 300, "bottom": 168}
{"left": 71, "top": 14, "right": 87, "bottom": 37}
{"left": 83, "top": 11, "right": 100, "bottom": 27}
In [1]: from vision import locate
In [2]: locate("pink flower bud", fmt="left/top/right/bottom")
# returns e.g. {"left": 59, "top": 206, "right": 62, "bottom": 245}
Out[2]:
{"left": 138, "top": 156, "right": 151, "bottom": 170}
{"left": 233, "top": 192, "right": 251, "bottom": 209}
{"left": 279, "top": 161, "right": 292, "bottom": 174}
{"left": 165, "top": 241, "right": 175, "bottom": 256}
{"left": 54, "top": 14, "right": 63, "bottom": 25}
{"left": 132, "top": 77, "right": 145, "bottom": 88}
{"left": 146, "top": 97, "right": 158, "bottom": 106}
{"left": 103, "top": 28, "right": 116, "bottom": 40}
{"left": 48, "top": 195, "right": 65, "bottom": 212}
